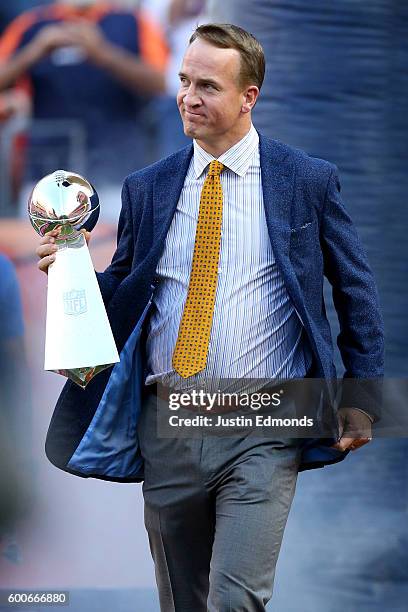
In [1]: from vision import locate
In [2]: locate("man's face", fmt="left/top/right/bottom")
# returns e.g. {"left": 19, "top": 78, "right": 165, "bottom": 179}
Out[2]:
{"left": 177, "top": 38, "right": 248, "bottom": 145}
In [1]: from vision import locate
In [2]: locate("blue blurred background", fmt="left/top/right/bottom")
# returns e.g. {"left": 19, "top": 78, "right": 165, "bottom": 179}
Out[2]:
{"left": 0, "top": 1, "right": 406, "bottom": 611}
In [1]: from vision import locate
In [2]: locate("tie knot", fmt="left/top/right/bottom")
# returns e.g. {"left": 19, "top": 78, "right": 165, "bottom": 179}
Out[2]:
{"left": 208, "top": 160, "right": 224, "bottom": 177}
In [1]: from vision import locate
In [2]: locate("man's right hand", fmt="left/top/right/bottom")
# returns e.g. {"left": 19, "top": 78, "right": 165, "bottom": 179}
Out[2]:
{"left": 29, "top": 24, "right": 77, "bottom": 61}
{"left": 0, "top": 23, "right": 77, "bottom": 91}
{"left": 36, "top": 229, "right": 90, "bottom": 275}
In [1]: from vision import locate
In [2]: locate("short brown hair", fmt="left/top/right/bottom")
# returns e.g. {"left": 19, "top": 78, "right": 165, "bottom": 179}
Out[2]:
{"left": 189, "top": 23, "right": 265, "bottom": 90}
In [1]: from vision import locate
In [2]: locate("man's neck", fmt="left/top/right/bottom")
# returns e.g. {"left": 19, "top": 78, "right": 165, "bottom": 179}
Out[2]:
{"left": 195, "top": 123, "right": 253, "bottom": 159}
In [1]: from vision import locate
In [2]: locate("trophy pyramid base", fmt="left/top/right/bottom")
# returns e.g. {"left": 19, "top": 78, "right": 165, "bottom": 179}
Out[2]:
{"left": 51, "top": 363, "right": 113, "bottom": 389}
{"left": 44, "top": 238, "right": 120, "bottom": 383}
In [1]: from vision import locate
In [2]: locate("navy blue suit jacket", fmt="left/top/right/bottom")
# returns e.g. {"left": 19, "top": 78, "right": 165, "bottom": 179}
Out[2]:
{"left": 45, "top": 133, "right": 384, "bottom": 482}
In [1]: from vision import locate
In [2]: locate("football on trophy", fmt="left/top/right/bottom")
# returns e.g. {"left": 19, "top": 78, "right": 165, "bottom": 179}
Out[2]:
{"left": 28, "top": 170, "right": 100, "bottom": 240}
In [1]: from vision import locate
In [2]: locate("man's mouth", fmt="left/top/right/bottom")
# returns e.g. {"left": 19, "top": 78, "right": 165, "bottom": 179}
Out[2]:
{"left": 184, "top": 110, "right": 203, "bottom": 118}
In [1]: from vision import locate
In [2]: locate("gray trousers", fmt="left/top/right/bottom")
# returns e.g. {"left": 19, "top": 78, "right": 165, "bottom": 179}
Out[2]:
{"left": 137, "top": 388, "right": 302, "bottom": 612}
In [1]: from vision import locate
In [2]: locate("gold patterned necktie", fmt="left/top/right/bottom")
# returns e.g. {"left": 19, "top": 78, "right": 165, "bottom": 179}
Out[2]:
{"left": 172, "top": 159, "right": 224, "bottom": 378}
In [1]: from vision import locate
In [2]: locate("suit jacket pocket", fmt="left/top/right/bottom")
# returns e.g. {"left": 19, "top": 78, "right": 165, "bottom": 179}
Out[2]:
{"left": 289, "top": 220, "right": 316, "bottom": 240}
{"left": 289, "top": 219, "right": 320, "bottom": 288}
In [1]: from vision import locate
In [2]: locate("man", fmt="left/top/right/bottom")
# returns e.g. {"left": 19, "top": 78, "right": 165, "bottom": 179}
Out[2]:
{"left": 36, "top": 24, "right": 384, "bottom": 612}
{"left": 0, "top": 0, "right": 168, "bottom": 182}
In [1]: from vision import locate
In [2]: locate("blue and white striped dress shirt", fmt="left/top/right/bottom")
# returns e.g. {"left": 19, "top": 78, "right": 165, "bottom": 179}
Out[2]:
{"left": 144, "top": 124, "right": 312, "bottom": 391}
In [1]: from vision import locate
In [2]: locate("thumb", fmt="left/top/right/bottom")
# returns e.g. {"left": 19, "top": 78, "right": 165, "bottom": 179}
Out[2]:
{"left": 80, "top": 229, "right": 91, "bottom": 245}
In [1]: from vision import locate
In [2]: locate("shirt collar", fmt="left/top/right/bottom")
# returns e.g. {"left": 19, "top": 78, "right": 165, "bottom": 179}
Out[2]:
{"left": 193, "top": 124, "right": 259, "bottom": 179}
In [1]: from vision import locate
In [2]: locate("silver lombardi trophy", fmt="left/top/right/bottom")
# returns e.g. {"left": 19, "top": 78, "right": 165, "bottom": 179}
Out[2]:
{"left": 28, "top": 170, "right": 119, "bottom": 388}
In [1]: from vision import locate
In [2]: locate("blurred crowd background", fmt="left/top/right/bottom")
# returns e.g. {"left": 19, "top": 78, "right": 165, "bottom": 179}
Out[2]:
{"left": 0, "top": 0, "right": 206, "bottom": 217}
{"left": 0, "top": 2, "right": 407, "bottom": 611}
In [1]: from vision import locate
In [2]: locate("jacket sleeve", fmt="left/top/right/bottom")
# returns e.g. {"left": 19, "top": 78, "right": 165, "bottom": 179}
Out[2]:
{"left": 320, "top": 164, "right": 384, "bottom": 421}
{"left": 96, "top": 178, "right": 135, "bottom": 305}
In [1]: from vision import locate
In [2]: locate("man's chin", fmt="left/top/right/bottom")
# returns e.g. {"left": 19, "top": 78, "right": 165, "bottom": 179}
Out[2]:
{"left": 183, "top": 124, "right": 199, "bottom": 138}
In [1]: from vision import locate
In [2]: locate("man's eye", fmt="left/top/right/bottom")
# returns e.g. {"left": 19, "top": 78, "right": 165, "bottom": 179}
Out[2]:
{"left": 204, "top": 84, "right": 214, "bottom": 90}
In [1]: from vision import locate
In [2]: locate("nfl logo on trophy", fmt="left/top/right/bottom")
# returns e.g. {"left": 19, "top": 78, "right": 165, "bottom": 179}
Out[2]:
{"left": 63, "top": 289, "right": 88, "bottom": 317}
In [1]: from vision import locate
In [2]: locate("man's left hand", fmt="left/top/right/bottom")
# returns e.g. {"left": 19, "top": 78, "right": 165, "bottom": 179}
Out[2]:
{"left": 63, "top": 20, "right": 108, "bottom": 63}
{"left": 330, "top": 407, "right": 372, "bottom": 452}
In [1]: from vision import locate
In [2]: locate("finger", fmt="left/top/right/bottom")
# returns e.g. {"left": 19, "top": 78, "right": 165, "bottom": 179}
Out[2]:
{"left": 36, "top": 241, "right": 58, "bottom": 258}
{"left": 44, "top": 228, "right": 60, "bottom": 234}
{"left": 331, "top": 436, "right": 371, "bottom": 452}
{"left": 38, "top": 228, "right": 61, "bottom": 245}
{"left": 63, "top": 23, "right": 83, "bottom": 37}
{"left": 330, "top": 436, "right": 355, "bottom": 452}
{"left": 341, "top": 426, "right": 372, "bottom": 440}
{"left": 349, "top": 438, "right": 372, "bottom": 451}
{"left": 38, "top": 253, "right": 56, "bottom": 273}
{"left": 80, "top": 229, "right": 91, "bottom": 244}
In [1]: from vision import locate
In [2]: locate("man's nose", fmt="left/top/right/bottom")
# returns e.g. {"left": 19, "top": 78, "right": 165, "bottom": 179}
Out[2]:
{"left": 183, "top": 85, "right": 201, "bottom": 108}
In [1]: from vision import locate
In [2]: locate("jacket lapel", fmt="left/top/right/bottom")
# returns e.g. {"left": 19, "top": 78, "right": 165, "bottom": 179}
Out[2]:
{"left": 259, "top": 133, "right": 294, "bottom": 263}
{"left": 153, "top": 144, "right": 194, "bottom": 247}
{"left": 152, "top": 136, "right": 295, "bottom": 260}
{"left": 259, "top": 135, "right": 309, "bottom": 321}
{"left": 259, "top": 135, "right": 326, "bottom": 375}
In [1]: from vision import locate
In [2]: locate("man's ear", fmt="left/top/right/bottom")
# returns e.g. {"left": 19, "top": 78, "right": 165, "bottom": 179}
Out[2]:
{"left": 242, "top": 85, "right": 260, "bottom": 113}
